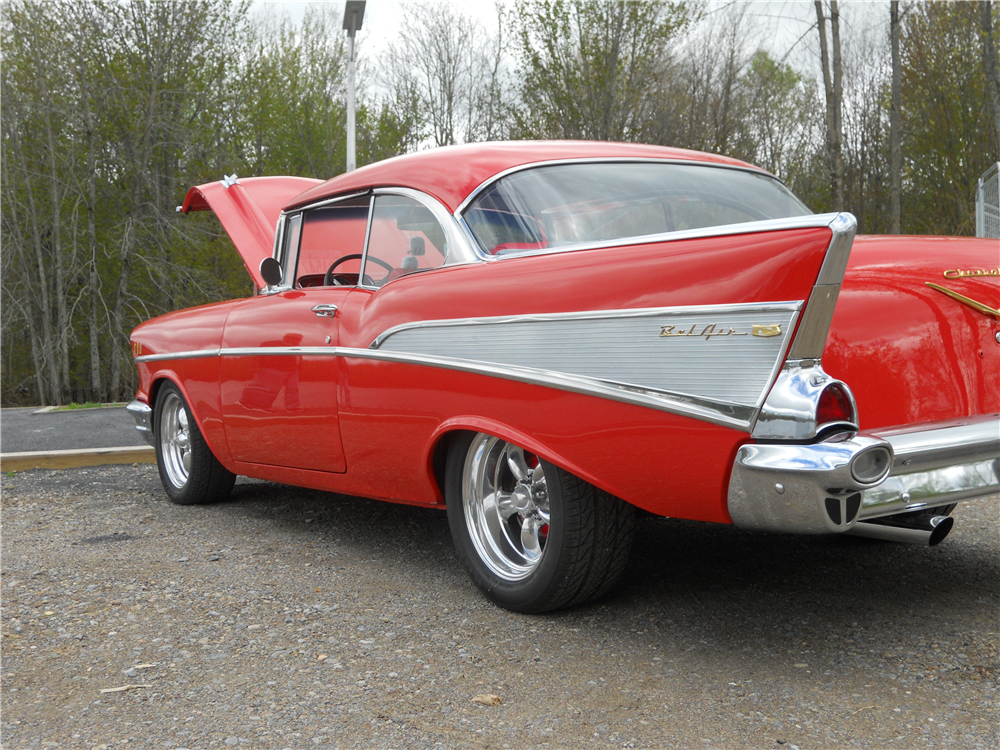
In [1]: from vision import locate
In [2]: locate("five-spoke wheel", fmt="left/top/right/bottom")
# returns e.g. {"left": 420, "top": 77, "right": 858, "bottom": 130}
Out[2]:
{"left": 446, "top": 431, "right": 635, "bottom": 613}
{"left": 461, "top": 434, "right": 551, "bottom": 581}
{"left": 159, "top": 389, "right": 192, "bottom": 488}
{"left": 154, "top": 382, "right": 235, "bottom": 505}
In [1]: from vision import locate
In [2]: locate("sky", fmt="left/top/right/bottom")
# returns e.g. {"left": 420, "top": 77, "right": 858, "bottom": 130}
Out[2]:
{"left": 251, "top": 0, "right": 890, "bottom": 86}
{"left": 254, "top": 0, "right": 503, "bottom": 56}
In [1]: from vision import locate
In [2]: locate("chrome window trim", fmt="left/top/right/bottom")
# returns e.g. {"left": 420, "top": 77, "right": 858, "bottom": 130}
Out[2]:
{"left": 462, "top": 213, "right": 847, "bottom": 262}
{"left": 455, "top": 157, "right": 812, "bottom": 260}
{"left": 279, "top": 187, "right": 484, "bottom": 294}
{"left": 454, "top": 156, "right": 794, "bottom": 216}
{"left": 267, "top": 212, "right": 303, "bottom": 293}
{"left": 284, "top": 194, "right": 372, "bottom": 290}
{"left": 456, "top": 213, "right": 491, "bottom": 261}
{"left": 286, "top": 189, "right": 371, "bottom": 214}
{"left": 365, "top": 187, "right": 482, "bottom": 275}
{"left": 272, "top": 216, "right": 285, "bottom": 265}
{"left": 356, "top": 194, "right": 376, "bottom": 288}
{"left": 367, "top": 301, "right": 803, "bottom": 350}
{"left": 269, "top": 190, "right": 371, "bottom": 292}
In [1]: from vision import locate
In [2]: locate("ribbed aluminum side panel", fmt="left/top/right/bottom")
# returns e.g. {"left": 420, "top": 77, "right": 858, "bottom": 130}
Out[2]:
{"left": 377, "top": 307, "right": 797, "bottom": 406}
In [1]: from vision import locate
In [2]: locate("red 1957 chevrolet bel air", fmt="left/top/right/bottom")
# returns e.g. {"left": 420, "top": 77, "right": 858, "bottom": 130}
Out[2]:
{"left": 127, "top": 141, "right": 999, "bottom": 612}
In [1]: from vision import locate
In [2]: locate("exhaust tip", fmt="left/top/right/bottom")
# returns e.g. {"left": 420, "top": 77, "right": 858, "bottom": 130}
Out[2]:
{"left": 845, "top": 512, "right": 956, "bottom": 546}
{"left": 928, "top": 515, "right": 954, "bottom": 546}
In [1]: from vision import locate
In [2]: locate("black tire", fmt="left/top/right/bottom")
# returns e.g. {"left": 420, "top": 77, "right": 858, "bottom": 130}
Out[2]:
{"left": 445, "top": 431, "right": 635, "bottom": 613}
{"left": 153, "top": 382, "right": 235, "bottom": 505}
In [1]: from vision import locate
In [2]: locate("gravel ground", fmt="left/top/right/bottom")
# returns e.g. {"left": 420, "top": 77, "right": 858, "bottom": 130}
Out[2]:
{"left": 2, "top": 464, "right": 997, "bottom": 750}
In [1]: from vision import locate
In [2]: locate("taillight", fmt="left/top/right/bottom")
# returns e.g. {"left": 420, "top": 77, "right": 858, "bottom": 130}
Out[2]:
{"left": 817, "top": 383, "right": 855, "bottom": 425}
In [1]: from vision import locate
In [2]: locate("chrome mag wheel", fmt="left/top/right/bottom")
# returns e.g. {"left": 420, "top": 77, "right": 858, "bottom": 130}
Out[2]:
{"left": 446, "top": 431, "right": 636, "bottom": 613}
{"left": 462, "top": 433, "right": 551, "bottom": 581}
{"left": 153, "top": 382, "right": 234, "bottom": 505}
{"left": 159, "top": 390, "right": 192, "bottom": 489}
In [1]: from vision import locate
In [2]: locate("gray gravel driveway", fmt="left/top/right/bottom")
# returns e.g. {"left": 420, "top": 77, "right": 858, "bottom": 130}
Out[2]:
{"left": 2, "top": 465, "right": 997, "bottom": 749}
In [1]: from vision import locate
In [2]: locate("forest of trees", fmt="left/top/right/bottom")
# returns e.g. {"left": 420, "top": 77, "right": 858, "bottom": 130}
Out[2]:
{"left": 2, "top": 0, "right": 998, "bottom": 406}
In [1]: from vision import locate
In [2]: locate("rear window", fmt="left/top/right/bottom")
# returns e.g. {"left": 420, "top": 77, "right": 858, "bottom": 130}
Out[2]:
{"left": 462, "top": 162, "right": 812, "bottom": 255}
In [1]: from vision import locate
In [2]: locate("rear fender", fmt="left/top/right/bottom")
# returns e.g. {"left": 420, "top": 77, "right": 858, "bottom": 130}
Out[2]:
{"left": 752, "top": 213, "right": 860, "bottom": 440}
{"left": 427, "top": 417, "right": 612, "bottom": 505}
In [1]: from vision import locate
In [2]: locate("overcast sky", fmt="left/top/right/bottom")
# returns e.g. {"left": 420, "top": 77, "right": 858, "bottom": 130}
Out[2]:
{"left": 253, "top": 0, "right": 889, "bottom": 82}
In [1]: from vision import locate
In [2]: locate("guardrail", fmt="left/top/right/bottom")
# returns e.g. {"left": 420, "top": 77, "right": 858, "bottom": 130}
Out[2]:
{"left": 977, "top": 162, "right": 1000, "bottom": 239}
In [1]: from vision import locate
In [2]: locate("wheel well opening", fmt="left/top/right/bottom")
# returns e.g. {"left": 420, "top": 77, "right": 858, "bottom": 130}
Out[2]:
{"left": 148, "top": 377, "right": 170, "bottom": 410}
{"left": 431, "top": 430, "right": 473, "bottom": 506}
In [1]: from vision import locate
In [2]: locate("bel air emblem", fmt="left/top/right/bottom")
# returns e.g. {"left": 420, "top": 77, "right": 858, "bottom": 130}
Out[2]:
{"left": 751, "top": 324, "right": 782, "bottom": 338}
{"left": 659, "top": 323, "right": 782, "bottom": 339}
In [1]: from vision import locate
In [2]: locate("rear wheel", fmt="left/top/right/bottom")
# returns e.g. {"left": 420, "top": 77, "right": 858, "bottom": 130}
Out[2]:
{"left": 154, "top": 382, "right": 235, "bottom": 505}
{"left": 446, "top": 432, "right": 635, "bottom": 613}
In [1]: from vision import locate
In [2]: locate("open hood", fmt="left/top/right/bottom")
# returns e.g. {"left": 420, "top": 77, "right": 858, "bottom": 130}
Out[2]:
{"left": 179, "top": 175, "right": 322, "bottom": 288}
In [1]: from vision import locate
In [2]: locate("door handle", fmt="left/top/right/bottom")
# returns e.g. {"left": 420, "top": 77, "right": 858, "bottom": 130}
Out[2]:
{"left": 311, "top": 304, "right": 339, "bottom": 318}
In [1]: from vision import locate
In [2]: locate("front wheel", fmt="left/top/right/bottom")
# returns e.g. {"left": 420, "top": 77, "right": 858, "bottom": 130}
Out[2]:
{"left": 154, "top": 382, "right": 235, "bottom": 505}
{"left": 446, "top": 432, "right": 635, "bottom": 613}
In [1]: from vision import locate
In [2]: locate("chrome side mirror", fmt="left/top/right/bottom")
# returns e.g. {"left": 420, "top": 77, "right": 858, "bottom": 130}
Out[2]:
{"left": 260, "top": 257, "right": 283, "bottom": 292}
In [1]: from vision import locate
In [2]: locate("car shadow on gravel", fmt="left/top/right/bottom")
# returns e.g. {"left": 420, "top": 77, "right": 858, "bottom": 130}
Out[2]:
{"left": 583, "top": 505, "right": 1000, "bottom": 663}
{"left": 216, "top": 477, "right": 468, "bottom": 587}
{"left": 216, "top": 479, "right": 997, "bottom": 642}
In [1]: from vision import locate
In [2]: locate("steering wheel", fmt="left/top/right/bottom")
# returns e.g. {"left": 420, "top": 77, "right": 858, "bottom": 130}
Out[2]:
{"left": 324, "top": 253, "right": 394, "bottom": 287}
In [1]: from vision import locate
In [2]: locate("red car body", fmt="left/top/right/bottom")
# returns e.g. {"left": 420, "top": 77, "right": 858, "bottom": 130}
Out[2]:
{"left": 128, "top": 142, "right": 999, "bottom": 612}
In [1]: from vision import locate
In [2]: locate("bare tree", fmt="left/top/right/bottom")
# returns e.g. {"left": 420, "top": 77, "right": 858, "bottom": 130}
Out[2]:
{"left": 380, "top": 2, "right": 509, "bottom": 147}
{"left": 890, "top": 0, "right": 902, "bottom": 233}
{"left": 815, "top": 0, "right": 845, "bottom": 210}
{"left": 654, "top": 5, "right": 751, "bottom": 154}
{"left": 981, "top": 1, "right": 1000, "bottom": 157}
{"left": 514, "top": 0, "right": 690, "bottom": 142}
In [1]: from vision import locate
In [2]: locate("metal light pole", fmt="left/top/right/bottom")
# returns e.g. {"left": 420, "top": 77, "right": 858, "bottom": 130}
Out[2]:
{"left": 343, "top": 1, "right": 366, "bottom": 173}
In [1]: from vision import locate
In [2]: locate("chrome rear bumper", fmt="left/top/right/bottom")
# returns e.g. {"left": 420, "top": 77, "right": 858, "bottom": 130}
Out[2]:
{"left": 859, "top": 415, "right": 1000, "bottom": 519}
{"left": 728, "top": 414, "right": 999, "bottom": 535}
{"left": 126, "top": 400, "right": 155, "bottom": 446}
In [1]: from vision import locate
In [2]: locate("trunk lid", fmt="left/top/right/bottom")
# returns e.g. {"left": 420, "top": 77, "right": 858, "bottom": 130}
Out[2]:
{"left": 179, "top": 176, "right": 322, "bottom": 288}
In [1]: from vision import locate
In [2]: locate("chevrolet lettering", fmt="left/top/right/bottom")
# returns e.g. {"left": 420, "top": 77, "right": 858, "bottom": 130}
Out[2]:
{"left": 943, "top": 267, "right": 1000, "bottom": 279}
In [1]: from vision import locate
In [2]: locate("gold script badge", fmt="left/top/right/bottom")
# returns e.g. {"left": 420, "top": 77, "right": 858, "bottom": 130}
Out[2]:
{"left": 131, "top": 341, "right": 143, "bottom": 357}
{"left": 751, "top": 324, "right": 782, "bottom": 338}
{"left": 659, "top": 323, "right": 781, "bottom": 339}
{"left": 943, "top": 267, "right": 1000, "bottom": 279}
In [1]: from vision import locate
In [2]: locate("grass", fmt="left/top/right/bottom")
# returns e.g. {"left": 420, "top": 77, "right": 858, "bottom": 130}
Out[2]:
{"left": 51, "top": 402, "right": 126, "bottom": 411}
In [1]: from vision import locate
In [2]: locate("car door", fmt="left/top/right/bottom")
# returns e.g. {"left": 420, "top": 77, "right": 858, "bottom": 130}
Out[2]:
{"left": 219, "top": 196, "right": 372, "bottom": 472}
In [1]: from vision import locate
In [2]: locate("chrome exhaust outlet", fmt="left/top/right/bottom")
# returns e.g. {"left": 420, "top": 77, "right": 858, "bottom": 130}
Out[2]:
{"left": 846, "top": 514, "right": 954, "bottom": 546}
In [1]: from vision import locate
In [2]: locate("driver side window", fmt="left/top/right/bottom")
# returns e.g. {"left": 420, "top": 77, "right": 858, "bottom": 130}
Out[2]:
{"left": 293, "top": 196, "right": 371, "bottom": 288}
{"left": 362, "top": 194, "right": 448, "bottom": 288}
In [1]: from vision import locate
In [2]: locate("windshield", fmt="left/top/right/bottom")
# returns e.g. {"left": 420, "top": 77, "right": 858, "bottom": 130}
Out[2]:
{"left": 463, "top": 162, "right": 812, "bottom": 256}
